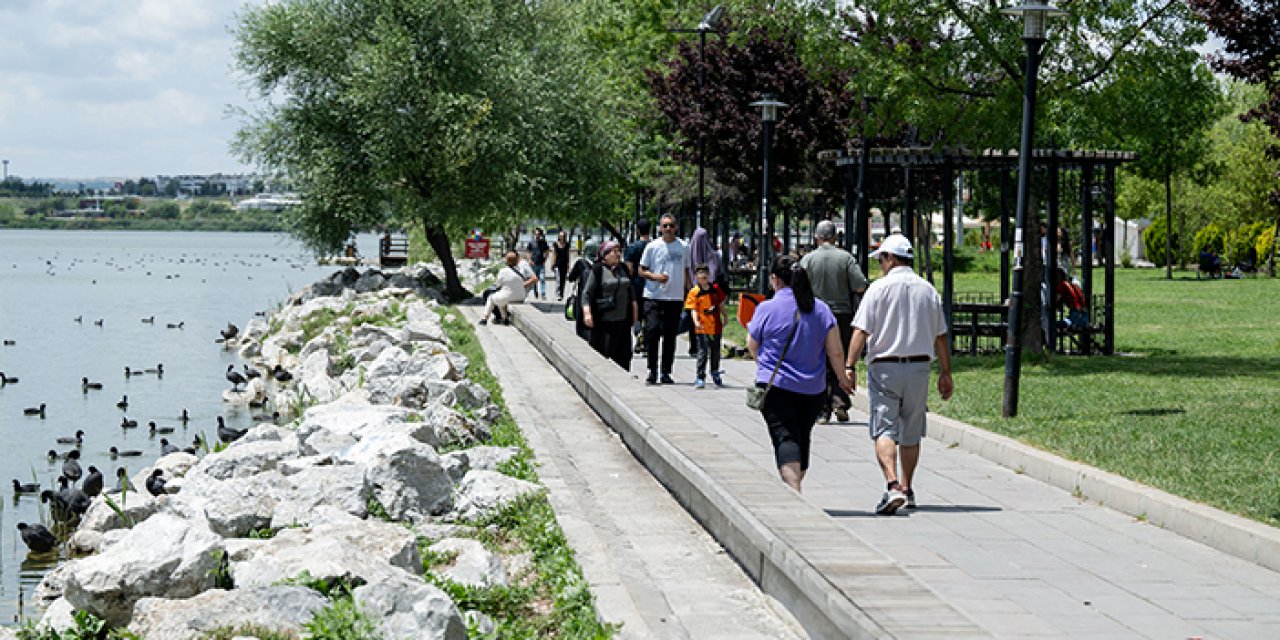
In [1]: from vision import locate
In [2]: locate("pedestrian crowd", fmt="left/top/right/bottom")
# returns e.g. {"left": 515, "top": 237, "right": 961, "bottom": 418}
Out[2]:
{"left": 476, "top": 220, "right": 953, "bottom": 515}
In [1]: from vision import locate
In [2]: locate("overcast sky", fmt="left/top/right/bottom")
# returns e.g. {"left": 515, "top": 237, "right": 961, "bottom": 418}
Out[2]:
{"left": 0, "top": 0, "right": 259, "bottom": 180}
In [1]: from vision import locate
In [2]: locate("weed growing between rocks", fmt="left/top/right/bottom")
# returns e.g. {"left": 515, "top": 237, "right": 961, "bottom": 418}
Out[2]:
{"left": 16, "top": 609, "right": 138, "bottom": 640}
{"left": 433, "top": 307, "right": 616, "bottom": 638}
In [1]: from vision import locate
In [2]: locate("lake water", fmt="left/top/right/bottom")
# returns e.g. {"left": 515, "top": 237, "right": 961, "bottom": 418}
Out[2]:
{"left": 0, "top": 229, "right": 373, "bottom": 625}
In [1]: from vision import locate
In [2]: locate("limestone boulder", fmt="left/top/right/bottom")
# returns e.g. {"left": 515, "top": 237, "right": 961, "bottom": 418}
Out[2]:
{"left": 78, "top": 491, "right": 165, "bottom": 534}
{"left": 270, "top": 463, "right": 370, "bottom": 529}
{"left": 191, "top": 439, "right": 299, "bottom": 480}
{"left": 63, "top": 514, "right": 225, "bottom": 626}
{"left": 353, "top": 569, "right": 467, "bottom": 640}
{"left": 300, "top": 350, "right": 342, "bottom": 403}
{"left": 261, "top": 330, "right": 303, "bottom": 365}
{"left": 230, "top": 509, "right": 420, "bottom": 589}
{"left": 179, "top": 472, "right": 284, "bottom": 537}
{"left": 34, "top": 562, "right": 73, "bottom": 604}
{"left": 343, "top": 431, "right": 452, "bottom": 521}
{"left": 127, "top": 587, "right": 328, "bottom": 640}
{"left": 428, "top": 538, "right": 507, "bottom": 588}
{"left": 296, "top": 402, "right": 418, "bottom": 455}
{"left": 353, "top": 269, "right": 386, "bottom": 293}
{"left": 36, "top": 597, "right": 76, "bottom": 635}
{"left": 451, "top": 470, "right": 543, "bottom": 522}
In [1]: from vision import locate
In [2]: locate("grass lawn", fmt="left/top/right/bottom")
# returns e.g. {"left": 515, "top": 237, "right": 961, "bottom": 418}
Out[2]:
{"left": 728, "top": 268, "right": 1280, "bottom": 527}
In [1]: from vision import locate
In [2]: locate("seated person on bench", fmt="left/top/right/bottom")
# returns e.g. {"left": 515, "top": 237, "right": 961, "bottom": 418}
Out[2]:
{"left": 1052, "top": 268, "right": 1088, "bottom": 330}
{"left": 1199, "top": 248, "right": 1222, "bottom": 278}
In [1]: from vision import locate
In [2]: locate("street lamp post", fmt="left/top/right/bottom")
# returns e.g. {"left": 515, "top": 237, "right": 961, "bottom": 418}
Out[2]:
{"left": 851, "top": 95, "right": 877, "bottom": 275}
{"left": 750, "top": 93, "right": 787, "bottom": 294}
{"left": 672, "top": 5, "right": 725, "bottom": 231}
{"left": 1001, "top": 2, "right": 1065, "bottom": 419}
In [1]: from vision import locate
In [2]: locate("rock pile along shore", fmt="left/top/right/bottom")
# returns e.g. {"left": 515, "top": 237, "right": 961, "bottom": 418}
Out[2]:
{"left": 28, "top": 264, "right": 548, "bottom": 639}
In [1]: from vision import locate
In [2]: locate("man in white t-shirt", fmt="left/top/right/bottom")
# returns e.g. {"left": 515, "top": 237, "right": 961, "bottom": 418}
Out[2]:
{"left": 480, "top": 250, "right": 538, "bottom": 326}
{"left": 638, "top": 214, "right": 689, "bottom": 384}
{"left": 845, "top": 234, "right": 953, "bottom": 515}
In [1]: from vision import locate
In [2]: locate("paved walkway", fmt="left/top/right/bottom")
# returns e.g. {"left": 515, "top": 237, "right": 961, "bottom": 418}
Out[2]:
{"left": 463, "top": 305, "right": 804, "bottom": 639}
{"left": 509, "top": 302, "right": 1280, "bottom": 639}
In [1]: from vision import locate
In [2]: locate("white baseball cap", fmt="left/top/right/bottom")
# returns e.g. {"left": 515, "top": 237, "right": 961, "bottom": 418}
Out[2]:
{"left": 869, "top": 233, "right": 914, "bottom": 259}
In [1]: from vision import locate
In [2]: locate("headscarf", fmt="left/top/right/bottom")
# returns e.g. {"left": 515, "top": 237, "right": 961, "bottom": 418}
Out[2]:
{"left": 581, "top": 239, "right": 599, "bottom": 264}
{"left": 687, "top": 227, "right": 722, "bottom": 283}
{"left": 598, "top": 240, "right": 620, "bottom": 260}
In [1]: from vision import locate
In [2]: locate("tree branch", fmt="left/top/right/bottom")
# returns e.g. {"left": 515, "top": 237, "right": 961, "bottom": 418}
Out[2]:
{"left": 1063, "top": 0, "right": 1181, "bottom": 92}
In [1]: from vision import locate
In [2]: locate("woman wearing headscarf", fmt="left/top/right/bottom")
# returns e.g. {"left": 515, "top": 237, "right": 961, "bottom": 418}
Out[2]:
{"left": 567, "top": 238, "right": 599, "bottom": 341}
{"left": 747, "top": 255, "right": 852, "bottom": 493}
{"left": 685, "top": 228, "right": 724, "bottom": 356}
{"left": 582, "top": 240, "right": 637, "bottom": 369}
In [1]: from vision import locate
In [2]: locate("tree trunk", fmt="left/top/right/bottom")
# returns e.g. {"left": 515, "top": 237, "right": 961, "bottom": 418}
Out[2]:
{"left": 1021, "top": 194, "right": 1044, "bottom": 354}
{"left": 423, "top": 221, "right": 467, "bottom": 301}
{"left": 1165, "top": 170, "right": 1173, "bottom": 279}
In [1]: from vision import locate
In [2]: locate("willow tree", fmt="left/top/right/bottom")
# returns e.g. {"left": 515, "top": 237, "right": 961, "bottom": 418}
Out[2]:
{"left": 232, "top": 0, "right": 625, "bottom": 299}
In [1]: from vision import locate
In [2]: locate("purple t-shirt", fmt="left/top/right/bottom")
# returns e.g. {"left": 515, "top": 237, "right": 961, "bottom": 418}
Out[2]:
{"left": 748, "top": 288, "right": 836, "bottom": 395}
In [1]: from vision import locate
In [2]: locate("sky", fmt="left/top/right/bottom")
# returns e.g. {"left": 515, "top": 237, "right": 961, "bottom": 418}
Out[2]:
{"left": 0, "top": 0, "right": 261, "bottom": 180}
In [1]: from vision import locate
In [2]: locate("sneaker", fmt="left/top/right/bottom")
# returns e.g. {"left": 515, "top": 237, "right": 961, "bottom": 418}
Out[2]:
{"left": 660, "top": 374, "right": 675, "bottom": 385}
{"left": 694, "top": 378, "right": 705, "bottom": 389}
{"left": 904, "top": 489, "right": 917, "bottom": 509}
{"left": 835, "top": 408, "right": 850, "bottom": 422}
{"left": 875, "top": 490, "right": 907, "bottom": 516}
{"left": 711, "top": 372, "right": 724, "bottom": 387}
{"left": 502, "top": 317, "right": 512, "bottom": 326}
{"left": 817, "top": 413, "right": 831, "bottom": 425}
{"left": 645, "top": 371, "right": 658, "bottom": 385}
{"left": 478, "top": 318, "right": 488, "bottom": 326}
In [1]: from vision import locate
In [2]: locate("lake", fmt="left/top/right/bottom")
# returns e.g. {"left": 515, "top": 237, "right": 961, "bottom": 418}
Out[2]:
{"left": 0, "top": 229, "right": 372, "bottom": 625}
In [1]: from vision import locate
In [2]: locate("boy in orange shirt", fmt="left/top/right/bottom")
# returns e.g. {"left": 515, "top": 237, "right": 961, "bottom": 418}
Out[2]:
{"left": 684, "top": 264, "right": 727, "bottom": 389}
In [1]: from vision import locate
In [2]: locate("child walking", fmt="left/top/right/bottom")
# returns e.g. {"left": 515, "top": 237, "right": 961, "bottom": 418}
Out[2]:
{"left": 684, "top": 264, "right": 727, "bottom": 389}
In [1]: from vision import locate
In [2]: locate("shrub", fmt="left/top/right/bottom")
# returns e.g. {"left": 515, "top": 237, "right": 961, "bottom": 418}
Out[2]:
{"left": 1192, "top": 222, "right": 1225, "bottom": 255}
{"left": 1142, "top": 216, "right": 1181, "bottom": 267}
{"left": 1258, "top": 225, "right": 1277, "bottom": 267}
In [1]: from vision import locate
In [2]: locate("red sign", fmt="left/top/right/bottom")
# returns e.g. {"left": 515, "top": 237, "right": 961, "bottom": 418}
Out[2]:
{"left": 465, "top": 238, "right": 490, "bottom": 259}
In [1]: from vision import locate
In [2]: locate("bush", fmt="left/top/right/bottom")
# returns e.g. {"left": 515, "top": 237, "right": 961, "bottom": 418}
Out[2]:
{"left": 1259, "top": 225, "right": 1277, "bottom": 266}
{"left": 1224, "top": 221, "right": 1268, "bottom": 265}
{"left": 1142, "top": 216, "right": 1182, "bottom": 267}
{"left": 1192, "top": 222, "right": 1225, "bottom": 255}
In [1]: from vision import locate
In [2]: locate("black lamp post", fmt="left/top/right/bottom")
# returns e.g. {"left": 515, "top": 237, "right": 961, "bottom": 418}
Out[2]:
{"left": 672, "top": 5, "right": 725, "bottom": 231}
{"left": 751, "top": 93, "right": 787, "bottom": 294}
{"left": 851, "top": 95, "right": 877, "bottom": 275}
{"left": 1002, "top": 2, "right": 1065, "bottom": 419}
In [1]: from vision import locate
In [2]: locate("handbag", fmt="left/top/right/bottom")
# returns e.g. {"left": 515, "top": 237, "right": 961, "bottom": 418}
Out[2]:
{"left": 564, "top": 294, "right": 576, "bottom": 321}
{"left": 746, "top": 310, "right": 801, "bottom": 411}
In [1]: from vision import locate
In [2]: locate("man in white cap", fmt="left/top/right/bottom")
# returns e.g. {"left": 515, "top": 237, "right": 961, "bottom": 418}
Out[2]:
{"left": 845, "top": 234, "right": 953, "bottom": 515}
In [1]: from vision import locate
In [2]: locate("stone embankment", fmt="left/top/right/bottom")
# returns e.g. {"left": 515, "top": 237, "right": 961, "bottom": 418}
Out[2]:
{"left": 31, "top": 264, "right": 543, "bottom": 639}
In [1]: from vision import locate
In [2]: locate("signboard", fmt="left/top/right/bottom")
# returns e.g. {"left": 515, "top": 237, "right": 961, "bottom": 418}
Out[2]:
{"left": 465, "top": 237, "right": 491, "bottom": 259}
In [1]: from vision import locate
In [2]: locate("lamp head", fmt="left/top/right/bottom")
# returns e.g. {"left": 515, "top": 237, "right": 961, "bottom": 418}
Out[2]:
{"left": 698, "top": 5, "right": 725, "bottom": 31}
{"left": 749, "top": 93, "right": 788, "bottom": 123}
{"left": 1001, "top": 2, "right": 1066, "bottom": 40}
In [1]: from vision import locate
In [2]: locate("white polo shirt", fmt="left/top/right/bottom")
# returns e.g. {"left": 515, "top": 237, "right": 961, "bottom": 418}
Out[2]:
{"left": 852, "top": 266, "right": 947, "bottom": 361}
{"left": 638, "top": 237, "right": 688, "bottom": 301}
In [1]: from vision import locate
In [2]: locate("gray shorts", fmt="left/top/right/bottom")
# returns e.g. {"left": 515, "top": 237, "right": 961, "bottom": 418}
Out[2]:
{"left": 866, "top": 361, "right": 931, "bottom": 446}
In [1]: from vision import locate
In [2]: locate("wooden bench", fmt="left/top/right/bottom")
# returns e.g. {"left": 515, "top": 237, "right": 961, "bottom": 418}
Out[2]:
{"left": 379, "top": 234, "right": 409, "bottom": 268}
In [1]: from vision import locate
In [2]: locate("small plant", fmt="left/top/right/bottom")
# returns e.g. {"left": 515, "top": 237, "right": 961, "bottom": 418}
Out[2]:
{"left": 16, "top": 609, "right": 139, "bottom": 640}
{"left": 365, "top": 495, "right": 392, "bottom": 521}
{"left": 208, "top": 549, "right": 233, "bottom": 590}
{"left": 203, "top": 625, "right": 297, "bottom": 640}
{"left": 1072, "top": 485, "right": 1085, "bottom": 500}
{"left": 102, "top": 494, "right": 134, "bottom": 529}
{"left": 248, "top": 526, "right": 277, "bottom": 540}
{"left": 302, "top": 592, "right": 379, "bottom": 640}
{"left": 1013, "top": 465, "right": 1026, "bottom": 475}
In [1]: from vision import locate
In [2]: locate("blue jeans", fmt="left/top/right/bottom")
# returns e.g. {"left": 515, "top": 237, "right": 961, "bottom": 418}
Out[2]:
{"left": 531, "top": 264, "right": 545, "bottom": 297}
{"left": 695, "top": 333, "right": 721, "bottom": 378}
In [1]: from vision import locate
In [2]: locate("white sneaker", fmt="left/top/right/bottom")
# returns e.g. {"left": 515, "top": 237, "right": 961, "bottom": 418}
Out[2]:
{"left": 875, "top": 489, "right": 906, "bottom": 515}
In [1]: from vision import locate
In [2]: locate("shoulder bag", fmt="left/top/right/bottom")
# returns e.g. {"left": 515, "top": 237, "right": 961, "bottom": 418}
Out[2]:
{"left": 746, "top": 309, "right": 801, "bottom": 411}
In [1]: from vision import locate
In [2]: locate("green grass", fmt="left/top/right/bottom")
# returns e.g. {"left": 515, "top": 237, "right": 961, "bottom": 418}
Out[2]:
{"left": 933, "top": 267, "right": 1280, "bottom": 527}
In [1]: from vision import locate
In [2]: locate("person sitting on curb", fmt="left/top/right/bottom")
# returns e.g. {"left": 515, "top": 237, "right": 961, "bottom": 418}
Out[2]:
{"left": 479, "top": 250, "right": 537, "bottom": 326}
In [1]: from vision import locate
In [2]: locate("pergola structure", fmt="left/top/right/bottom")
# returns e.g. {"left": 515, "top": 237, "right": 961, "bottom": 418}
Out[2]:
{"left": 820, "top": 146, "right": 1136, "bottom": 356}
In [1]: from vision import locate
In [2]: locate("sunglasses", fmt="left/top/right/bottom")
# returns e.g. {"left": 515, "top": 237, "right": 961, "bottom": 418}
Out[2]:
{"left": 661, "top": 223, "right": 675, "bottom": 229}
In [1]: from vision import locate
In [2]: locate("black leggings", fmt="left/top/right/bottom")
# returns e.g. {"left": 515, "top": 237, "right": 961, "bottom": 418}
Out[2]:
{"left": 554, "top": 263, "right": 569, "bottom": 297}
{"left": 761, "top": 386, "right": 825, "bottom": 470}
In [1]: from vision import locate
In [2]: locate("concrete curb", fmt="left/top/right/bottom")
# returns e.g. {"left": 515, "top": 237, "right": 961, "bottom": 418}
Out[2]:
{"left": 847, "top": 392, "right": 1280, "bottom": 573}
{"left": 510, "top": 307, "right": 988, "bottom": 640}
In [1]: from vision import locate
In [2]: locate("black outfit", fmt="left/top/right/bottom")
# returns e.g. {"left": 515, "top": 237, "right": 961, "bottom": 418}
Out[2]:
{"left": 553, "top": 242, "right": 571, "bottom": 298}
{"left": 644, "top": 299, "right": 684, "bottom": 376}
{"left": 584, "top": 261, "right": 635, "bottom": 370}
{"left": 761, "top": 385, "right": 826, "bottom": 470}
{"left": 567, "top": 256, "right": 594, "bottom": 341}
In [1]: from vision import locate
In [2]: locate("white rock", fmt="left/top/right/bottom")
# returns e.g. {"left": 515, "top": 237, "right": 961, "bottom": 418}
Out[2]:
{"left": 343, "top": 431, "right": 453, "bottom": 521}
{"left": 429, "top": 538, "right": 507, "bottom": 588}
{"left": 465, "top": 610, "right": 496, "bottom": 636}
{"left": 78, "top": 491, "right": 164, "bottom": 534}
{"left": 300, "top": 350, "right": 342, "bottom": 403}
{"left": 296, "top": 402, "right": 417, "bottom": 455}
{"left": 191, "top": 439, "right": 299, "bottom": 480}
{"left": 36, "top": 597, "right": 76, "bottom": 635}
{"left": 127, "top": 587, "right": 328, "bottom": 640}
{"left": 179, "top": 472, "right": 284, "bottom": 537}
{"left": 353, "top": 569, "right": 467, "bottom": 640}
{"left": 241, "top": 423, "right": 290, "bottom": 443}
{"left": 63, "top": 514, "right": 225, "bottom": 626}
{"left": 34, "top": 562, "right": 73, "bottom": 604}
{"left": 261, "top": 330, "right": 303, "bottom": 364}
{"left": 69, "top": 529, "right": 105, "bottom": 554}
{"left": 230, "top": 511, "right": 420, "bottom": 589}
{"left": 451, "top": 470, "right": 543, "bottom": 522}
{"left": 270, "top": 463, "right": 370, "bottom": 529}
{"left": 464, "top": 446, "right": 520, "bottom": 472}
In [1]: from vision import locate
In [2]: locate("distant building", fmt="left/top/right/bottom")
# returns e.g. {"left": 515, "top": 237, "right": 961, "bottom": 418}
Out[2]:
{"left": 236, "top": 193, "right": 301, "bottom": 212}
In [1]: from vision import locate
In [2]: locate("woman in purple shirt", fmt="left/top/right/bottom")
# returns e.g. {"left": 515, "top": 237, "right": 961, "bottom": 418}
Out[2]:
{"left": 748, "top": 256, "right": 854, "bottom": 492}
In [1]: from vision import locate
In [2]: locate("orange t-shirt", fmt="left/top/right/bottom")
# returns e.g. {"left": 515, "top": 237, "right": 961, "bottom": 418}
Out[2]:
{"left": 684, "top": 283, "right": 726, "bottom": 335}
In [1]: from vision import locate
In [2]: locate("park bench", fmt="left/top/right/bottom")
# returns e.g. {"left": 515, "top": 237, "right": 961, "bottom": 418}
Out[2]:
{"left": 379, "top": 233, "right": 409, "bottom": 268}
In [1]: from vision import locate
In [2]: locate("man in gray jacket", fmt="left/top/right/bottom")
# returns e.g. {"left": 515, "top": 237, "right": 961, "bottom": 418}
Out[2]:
{"left": 800, "top": 220, "right": 868, "bottom": 423}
